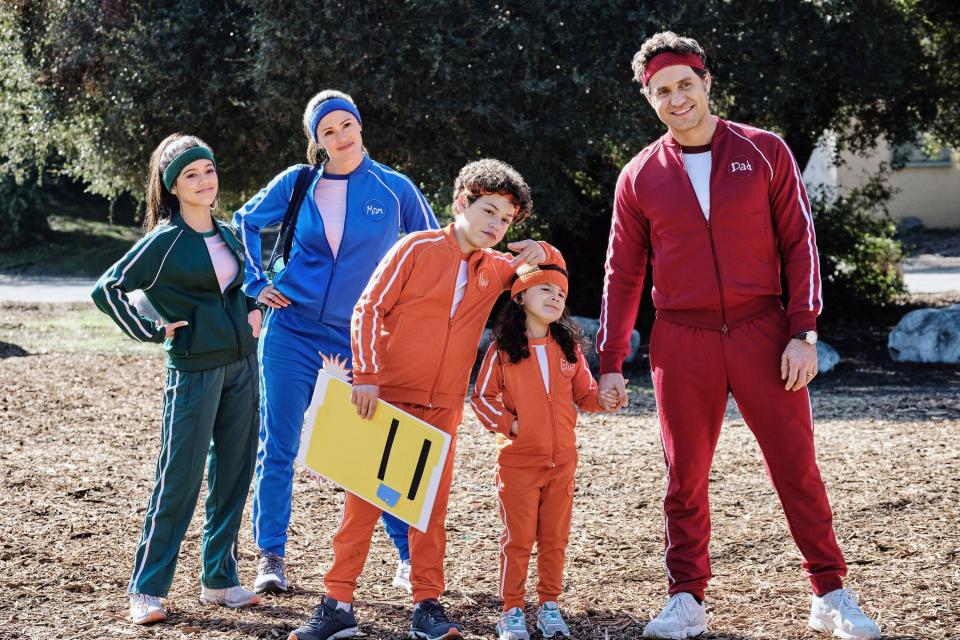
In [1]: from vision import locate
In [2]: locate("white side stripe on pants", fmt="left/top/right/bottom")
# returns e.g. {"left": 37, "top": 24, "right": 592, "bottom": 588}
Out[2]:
{"left": 129, "top": 370, "right": 179, "bottom": 592}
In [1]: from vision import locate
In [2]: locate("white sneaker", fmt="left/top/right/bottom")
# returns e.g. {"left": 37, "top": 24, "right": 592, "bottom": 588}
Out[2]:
{"left": 809, "top": 588, "right": 881, "bottom": 640}
{"left": 199, "top": 585, "right": 261, "bottom": 609}
{"left": 254, "top": 551, "right": 289, "bottom": 594}
{"left": 497, "top": 607, "right": 530, "bottom": 640}
{"left": 642, "top": 593, "right": 707, "bottom": 639}
{"left": 392, "top": 558, "right": 412, "bottom": 594}
{"left": 129, "top": 593, "right": 166, "bottom": 625}
{"left": 537, "top": 602, "right": 571, "bottom": 638}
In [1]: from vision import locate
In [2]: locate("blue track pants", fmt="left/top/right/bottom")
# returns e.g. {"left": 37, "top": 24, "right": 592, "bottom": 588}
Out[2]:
{"left": 252, "top": 306, "right": 408, "bottom": 559}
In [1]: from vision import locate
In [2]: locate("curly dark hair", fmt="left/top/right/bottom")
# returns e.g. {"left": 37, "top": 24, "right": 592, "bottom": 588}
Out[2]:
{"left": 491, "top": 296, "right": 589, "bottom": 365}
{"left": 452, "top": 158, "right": 533, "bottom": 224}
{"left": 631, "top": 31, "right": 708, "bottom": 87}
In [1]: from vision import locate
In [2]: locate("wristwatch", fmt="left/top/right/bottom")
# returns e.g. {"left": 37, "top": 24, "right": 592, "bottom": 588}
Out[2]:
{"left": 792, "top": 330, "right": 818, "bottom": 346}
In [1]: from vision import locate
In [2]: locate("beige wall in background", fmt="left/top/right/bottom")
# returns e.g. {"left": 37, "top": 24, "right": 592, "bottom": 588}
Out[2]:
{"left": 835, "top": 139, "right": 960, "bottom": 229}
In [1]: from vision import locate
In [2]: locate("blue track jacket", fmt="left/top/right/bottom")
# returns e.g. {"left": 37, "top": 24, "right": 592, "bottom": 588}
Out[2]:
{"left": 234, "top": 156, "right": 439, "bottom": 327}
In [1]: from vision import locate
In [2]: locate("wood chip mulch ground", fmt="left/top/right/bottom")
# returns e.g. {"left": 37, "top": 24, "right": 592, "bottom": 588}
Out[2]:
{"left": 1, "top": 303, "right": 957, "bottom": 639}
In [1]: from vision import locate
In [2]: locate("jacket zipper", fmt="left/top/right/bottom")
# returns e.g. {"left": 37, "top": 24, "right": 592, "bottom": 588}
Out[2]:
{"left": 547, "top": 394, "right": 557, "bottom": 467}
{"left": 317, "top": 166, "right": 343, "bottom": 322}
{"left": 676, "top": 150, "right": 729, "bottom": 333}
{"left": 204, "top": 227, "right": 243, "bottom": 358}
{"left": 426, "top": 249, "right": 463, "bottom": 407}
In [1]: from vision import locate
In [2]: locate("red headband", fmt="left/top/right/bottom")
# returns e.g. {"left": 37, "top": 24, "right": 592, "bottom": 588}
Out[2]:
{"left": 642, "top": 51, "right": 705, "bottom": 86}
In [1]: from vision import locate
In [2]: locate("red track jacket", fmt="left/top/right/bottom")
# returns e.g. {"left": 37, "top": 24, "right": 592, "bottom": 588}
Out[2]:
{"left": 597, "top": 117, "right": 822, "bottom": 374}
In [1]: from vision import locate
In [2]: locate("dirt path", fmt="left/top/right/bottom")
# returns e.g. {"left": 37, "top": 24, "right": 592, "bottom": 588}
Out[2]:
{"left": 1, "top": 306, "right": 958, "bottom": 639}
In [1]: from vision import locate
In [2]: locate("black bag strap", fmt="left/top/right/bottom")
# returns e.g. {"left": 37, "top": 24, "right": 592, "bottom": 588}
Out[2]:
{"left": 277, "top": 164, "right": 320, "bottom": 264}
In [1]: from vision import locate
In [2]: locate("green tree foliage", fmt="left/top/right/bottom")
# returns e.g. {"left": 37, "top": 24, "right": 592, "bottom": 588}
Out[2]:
{"left": 908, "top": 0, "right": 960, "bottom": 149}
{"left": 1, "top": 1, "right": 946, "bottom": 313}
{"left": 0, "top": 167, "right": 50, "bottom": 250}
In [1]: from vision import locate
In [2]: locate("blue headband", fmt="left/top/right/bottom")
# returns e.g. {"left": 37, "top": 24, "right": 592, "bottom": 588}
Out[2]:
{"left": 308, "top": 98, "right": 362, "bottom": 143}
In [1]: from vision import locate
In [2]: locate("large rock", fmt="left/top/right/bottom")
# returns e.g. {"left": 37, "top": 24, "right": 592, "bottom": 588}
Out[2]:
{"left": 477, "top": 316, "right": 641, "bottom": 369}
{"left": 888, "top": 304, "right": 960, "bottom": 364}
{"left": 817, "top": 341, "right": 840, "bottom": 374}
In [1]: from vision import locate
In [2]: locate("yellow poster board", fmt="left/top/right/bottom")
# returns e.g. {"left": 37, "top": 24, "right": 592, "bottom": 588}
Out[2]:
{"left": 296, "top": 370, "right": 451, "bottom": 532}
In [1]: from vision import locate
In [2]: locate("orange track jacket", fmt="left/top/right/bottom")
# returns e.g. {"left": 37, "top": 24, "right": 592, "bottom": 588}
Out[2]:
{"left": 352, "top": 224, "right": 556, "bottom": 409}
{"left": 472, "top": 336, "right": 604, "bottom": 468}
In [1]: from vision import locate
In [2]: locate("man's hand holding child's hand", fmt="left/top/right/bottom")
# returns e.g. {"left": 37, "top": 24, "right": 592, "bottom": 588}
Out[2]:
{"left": 599, "top": 388, "right": 622, "bottom": 411}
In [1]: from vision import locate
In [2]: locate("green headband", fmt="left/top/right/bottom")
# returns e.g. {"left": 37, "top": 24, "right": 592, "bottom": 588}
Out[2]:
{"left": 162, "top": 146, "right": 216, "bottom": 190}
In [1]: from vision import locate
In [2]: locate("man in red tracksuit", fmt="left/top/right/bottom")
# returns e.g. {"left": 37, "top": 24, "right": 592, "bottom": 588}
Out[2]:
{"left": 597, "top": 32, "right": 881, "bottom": 640}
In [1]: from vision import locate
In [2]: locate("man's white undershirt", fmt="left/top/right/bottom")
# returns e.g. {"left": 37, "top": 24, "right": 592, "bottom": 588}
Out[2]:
{"left": 683, "top": 150, "right": 712, "bottom": 220}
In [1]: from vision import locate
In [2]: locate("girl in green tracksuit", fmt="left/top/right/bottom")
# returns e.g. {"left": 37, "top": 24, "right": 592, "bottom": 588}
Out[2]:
{"left": 92, "top": 134, "right": 262, "bottom": 625}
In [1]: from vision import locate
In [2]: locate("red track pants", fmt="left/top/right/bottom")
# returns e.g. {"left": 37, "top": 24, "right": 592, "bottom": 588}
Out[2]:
{"left": 496, "top": 460, "right": 576, "bottom": 610}
{"left": 324, "top": 402, "right": 462, "bottom": 604}
{"left": 649, "top": 309, "right": 846, "bottom": 601}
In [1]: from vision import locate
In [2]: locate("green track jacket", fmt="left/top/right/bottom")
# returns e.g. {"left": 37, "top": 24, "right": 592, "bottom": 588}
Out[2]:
{"left": 92, "top": 214, "right": 259, "bottom": 371}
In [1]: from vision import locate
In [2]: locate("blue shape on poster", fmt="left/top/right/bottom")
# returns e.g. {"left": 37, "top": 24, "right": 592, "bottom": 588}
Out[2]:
{"left": 377, "top": 482, "right": 401, "bottom": 507}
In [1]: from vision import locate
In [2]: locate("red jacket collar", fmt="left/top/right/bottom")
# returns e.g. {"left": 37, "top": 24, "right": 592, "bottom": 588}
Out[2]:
{"left": 661, "top": 115, "right": 727, "bottom": 150}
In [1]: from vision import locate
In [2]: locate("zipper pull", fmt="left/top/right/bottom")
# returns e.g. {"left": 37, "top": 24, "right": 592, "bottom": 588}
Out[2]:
{"left": 721, "top": 323, "right": 729, "bottom": 334}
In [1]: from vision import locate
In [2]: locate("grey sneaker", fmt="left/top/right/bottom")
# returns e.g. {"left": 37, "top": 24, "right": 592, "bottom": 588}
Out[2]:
{"left": 199, "top": 585, "right": 261, "bottom": 608}
{"left": 497, "top": 607, "right": 530, "bottom": 640}
{"left": 642, "top": 593, "right": 707, "bottom": 639}
{"left": 809, "top": 588, "right": 881, "bottom": 640}
{"left": 536, "top": 602, "right": 570, "bottom": 638}
{"left": 255, "top": 550, "right": 289, "bottom": 594}
{"left": 129, "top": 593, "right": 166, "bottom": 625}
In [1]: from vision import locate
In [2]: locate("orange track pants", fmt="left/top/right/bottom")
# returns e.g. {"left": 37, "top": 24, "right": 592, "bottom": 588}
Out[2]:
{"left": 324, "top": 402, "right": 462, "bottom": 604}
{"left": 496, "top": 460, "right": 576, "bottom": 610}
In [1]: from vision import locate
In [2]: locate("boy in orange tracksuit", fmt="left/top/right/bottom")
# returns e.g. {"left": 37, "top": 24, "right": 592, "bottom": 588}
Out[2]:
{"left": 287, "top": 158, "right": 558, "bottom": 640}
{"left": 471, "top": 254, "right": 617, "bottom": 639}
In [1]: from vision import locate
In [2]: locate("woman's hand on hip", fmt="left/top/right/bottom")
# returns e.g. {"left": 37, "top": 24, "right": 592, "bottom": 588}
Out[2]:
{"left": 258, "top": 284, "right": 291, "bottom": 309}
{"left": 163, "top": 320, "right": 189, "bottom": 339}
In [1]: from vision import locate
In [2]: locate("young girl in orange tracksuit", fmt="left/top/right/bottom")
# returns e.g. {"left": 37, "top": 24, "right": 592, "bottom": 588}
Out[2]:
{"left": 472, "top": 255, "right": 616, "bottom": 640}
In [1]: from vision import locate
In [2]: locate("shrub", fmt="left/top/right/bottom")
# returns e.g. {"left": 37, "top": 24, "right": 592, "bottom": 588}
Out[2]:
{"left": 809, "top": 172, "right": 905, "bottom": 315}
{"left": 0, "top": 168, "right": 50, "bottom": 251}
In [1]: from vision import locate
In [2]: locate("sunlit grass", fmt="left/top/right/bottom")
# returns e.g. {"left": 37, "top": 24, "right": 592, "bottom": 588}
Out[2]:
{"left": 0, "top": 303, "right": 159, "bottom": 357}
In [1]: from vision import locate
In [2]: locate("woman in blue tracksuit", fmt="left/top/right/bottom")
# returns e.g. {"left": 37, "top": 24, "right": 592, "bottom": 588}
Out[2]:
{"left": 235, "top": 90, "right": 439, "bottom": 595}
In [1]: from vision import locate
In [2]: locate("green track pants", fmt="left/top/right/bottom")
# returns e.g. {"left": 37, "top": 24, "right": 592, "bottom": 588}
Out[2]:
{"left": 128, "top": 354, "right": 259, "bottom": 597}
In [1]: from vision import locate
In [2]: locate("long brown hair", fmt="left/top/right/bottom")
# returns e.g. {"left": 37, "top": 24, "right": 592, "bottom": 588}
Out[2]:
{"left": 302, "top": 89, "right": 367, "bottom": 166}
{"left": 144, "top": 133, "right": 215, "bottom": 233}
{"left": 491, "top": 296, "right": 588, "bottom": 365}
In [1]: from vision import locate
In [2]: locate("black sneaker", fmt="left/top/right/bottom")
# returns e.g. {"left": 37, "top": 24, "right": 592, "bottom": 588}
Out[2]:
{"left": 410, "top": 599, "right": 463, "bottom": 640}
{"left": 288, "top": 597, "right": 358, "bottom": 640}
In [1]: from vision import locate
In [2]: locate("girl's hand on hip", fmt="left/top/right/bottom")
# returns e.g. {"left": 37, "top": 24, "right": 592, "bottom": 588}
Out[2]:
{"left": 163, "top": 320, "right": 189, "bottom": 339}
{"left": 247, "top": 309, "right": 263, "bottom": 338}
{"left": 351, "top": 384, "right": 380, "bottom": 420}
{"left": 506, "top": 240, "right": 547, "bottom": 266}
{"left": 258, "top": 284, "right": 291, "bottom": 309}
